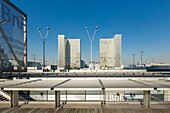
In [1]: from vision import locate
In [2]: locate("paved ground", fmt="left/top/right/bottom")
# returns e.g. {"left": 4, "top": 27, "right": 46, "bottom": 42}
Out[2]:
{"left": 1, "top": 101, "right": 170, "bottom": 108}
{"left": 0, "top": 108, "right": 170, "bottom": 113}
{"left": 0, "top": 102, "right": 170, "bottom": 113}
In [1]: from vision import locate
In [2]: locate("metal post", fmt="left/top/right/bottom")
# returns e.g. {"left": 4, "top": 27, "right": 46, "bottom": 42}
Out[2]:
{"left": 91, "top": 42, "right": 92, "bottom": 69}
{"left": 140, "top": 51, "right": 143, "bottom": 68}
{"left": 85, "top": 90, "right": 86, "bottom": 101}
{"left": 0, "top": 33, "right": 1, "bottom": 48}
{"left": 101, "top": 88, "right": 106, "bottom": 106}
{"left": 152, "top": 58, "right": 154, "bottom": 64}
{"left": 143, "top": 90, "right": 151, "bottom": 108}
{"left": 66, "top": 91, "right": 67, "bottom": 104}
{"left": 33, "top": 54, "right": 36, "bottom": 69}
{"left": 38, "top": 27, "right": 50, "bottom": 71}
{"left": 42, "top": 39, "right": 45, "bottom": 71}
{"left": 55, "top": 91, "right": 60, "bottom": 108}
{"left": 85, "top": 26, "right": 98, "bottom": 71}
{"left": 0, "top": 34, "right": 2, "bottom": 77}
{"left": 24, "top": 16, "right": 27, "bottom": 71}
{"left": 10, "top": 91, "right": 19, "bottom": 108}
{"left": 132, "top": 54, "right": 135, "bottom": 69}
{"left": 47, "top": 90, "right": 48, "bottom": 101}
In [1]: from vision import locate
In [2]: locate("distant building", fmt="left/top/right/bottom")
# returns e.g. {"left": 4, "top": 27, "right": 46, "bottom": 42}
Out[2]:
{"left": 58, "top": 35, "right": 80, "bottom": 70}
{"left": 27, "top": 61, "right": 42, "bottom": 69}
{"left": 100, "top": 34, "right": 122, "bottom": 69}
{"left": 81, "top": 60, "right": 88, "bottom": 68}
{"left": 147, "top": 64, "right": 170, "bottom": 72}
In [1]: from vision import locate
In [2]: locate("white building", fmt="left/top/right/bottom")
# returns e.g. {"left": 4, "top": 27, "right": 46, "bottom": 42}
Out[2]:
{"left": 58, "top": 35, "right": 80, "bottom": 70}
{"left": 100, "top": 34, "right": 122, "bottom": 69}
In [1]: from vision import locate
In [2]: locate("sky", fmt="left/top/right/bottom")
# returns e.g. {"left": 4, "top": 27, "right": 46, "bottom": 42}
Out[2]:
{"left": 10, "top": 0, "right": 170, "bottom": 65}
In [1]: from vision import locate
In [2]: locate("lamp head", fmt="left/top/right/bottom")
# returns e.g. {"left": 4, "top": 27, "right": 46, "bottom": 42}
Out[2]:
{"left": 85, "top": 27, "right": 88, "bottom": 29}
{"left": 37, "top": 27, "right": 40, "bottom": 30}
{"left": 47, "top": 27, "right": 50, "bottom": 30}
{"left": 95, "top": 26, "right": 98, "bottom": 29}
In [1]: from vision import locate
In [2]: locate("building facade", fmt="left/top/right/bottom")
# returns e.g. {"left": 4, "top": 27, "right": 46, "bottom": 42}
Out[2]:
{"left": 58, "top": 35, "right": 80, "bottom": 70}
{"left": 0, "top": 0, "right": 27, "bottom": 77}
{"left": 100, "top": 34, "right": 122, "bottom": 69}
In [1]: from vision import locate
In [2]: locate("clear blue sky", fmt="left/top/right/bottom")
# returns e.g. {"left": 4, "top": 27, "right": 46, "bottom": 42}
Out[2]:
{"left": 10, "top": 0, "right": 170, "bottom": 65}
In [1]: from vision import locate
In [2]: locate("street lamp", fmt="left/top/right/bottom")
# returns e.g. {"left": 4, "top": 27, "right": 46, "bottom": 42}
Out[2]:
{"left": 85, "top": 26, "right": 98, "bottom": 71}
{"left": 132, "top": 54, "right": 135, "bottom": 69}
{"left": 38, "top": 27, "right": 50, "bottom": 71}
{"left": 33, "top": 54, "right": 36, "bottom": 69}
{"left": 140, "top": 51, "right": 143, "bottom": 68}
{"left": 152, "top": 58, "right": 154, "bottom": 64}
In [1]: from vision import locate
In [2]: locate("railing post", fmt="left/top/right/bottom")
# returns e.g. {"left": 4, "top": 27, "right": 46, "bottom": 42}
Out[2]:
{"left": 10, "top": 91, "right": 19, "bottom": 108}
{"left": 143, "top": 90, "right": 151, "bottom": 108}
{"left": 55, "top": 91, "right": 60, "bottom": 108}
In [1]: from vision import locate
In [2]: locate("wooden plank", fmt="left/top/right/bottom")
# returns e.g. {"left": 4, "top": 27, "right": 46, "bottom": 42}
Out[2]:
{"left": 95, "top": 108, "right": 102, "bottom": 113}
{"left": 0, "top": 108, "right": 170, "bottom": 113}
{"left": 81, "top": 108, "right": 86, "bottom": 113}
{"left": 112, "top": 108, "right": 123, "bottom": 113}
{"left": 73, "top": 108, "right": 79, "bottom": 113}
{"left": 2, "top": 108, "right": 19, "bottom": 113}
{"left": 102, "top": 108, "right": 108, "bottom": 113}
{"left": 29, "top": 108, "right": 42, "bottom": 113}
{"left": 69, "top": 108, "right": 76, "bottom": 113}
{"left": 0, "top": 108, "right": 9, "bottom": 113}
{"left": 90, "top": 108, "right": 95, "bottom": 113}
{"left": 0, "top": 108, "right": 8, "bottom": 113}
{"left": 161, "top": 109, "right": 170, "bottom": 113}
{"left": 44, "top": 108, "right": 56, "bottom": 113}
{"left": 57, "top": 108, "right": 67, "bottom": 113}
{"left": 16, "top": 108, "right": 33, "bottom": 113}
{"left": 66, "top": 108, "right": 71, "bottom": 113}
{"left": 77, "top": 108, "right": 83, "bottom": 113}
{"left": 86, "top": 108, "right": 91, "bottom": 113}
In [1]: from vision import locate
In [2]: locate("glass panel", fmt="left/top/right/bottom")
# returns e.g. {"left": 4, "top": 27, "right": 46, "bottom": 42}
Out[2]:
{"left": 86, "top": 95, "right": 101, "bottom": 101}
{"left": 67, "top": 95, "right": 85, "bottom": 101}
{"left": 0, "top": 0, "right": 27, "bottom": 72}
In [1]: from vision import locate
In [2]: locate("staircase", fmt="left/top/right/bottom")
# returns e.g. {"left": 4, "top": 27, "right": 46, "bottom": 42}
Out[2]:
{"left": 0, "top": 94, "right": 9, "bottom": 101}
{"left": 0, "top": 90, "right": 29, "bottom": 103}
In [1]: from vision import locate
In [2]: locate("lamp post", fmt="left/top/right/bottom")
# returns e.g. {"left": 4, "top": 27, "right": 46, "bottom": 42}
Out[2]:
{"left": 132, "top": 54, "right": 135, "bottom": 69}
{"left": 38, "top": 27, "right": 50, "bottom": 71}
{"left": 152, "top": 58, "right": 154, "bottom": 64}
{"left": 140, "top": 51, "right": 143, "bottom": 68}
{"left": 85, "top": 26, "right": 98, "bottom": 71}
{"left": 33, "top": 54, "right": 36, "bottom": 69}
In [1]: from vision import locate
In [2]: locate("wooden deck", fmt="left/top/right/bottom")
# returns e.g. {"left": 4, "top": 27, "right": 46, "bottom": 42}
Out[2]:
{"left": 0, "top": 108, "right": 170, "bottom": 113}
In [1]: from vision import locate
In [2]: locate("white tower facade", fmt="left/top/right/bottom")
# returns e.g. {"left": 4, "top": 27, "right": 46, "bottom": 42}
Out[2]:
{"left": 100, "top": 34, "right": 122, "bottom": 69}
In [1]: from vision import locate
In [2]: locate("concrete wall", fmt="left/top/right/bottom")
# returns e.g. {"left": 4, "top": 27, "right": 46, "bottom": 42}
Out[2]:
{"left": 58, "top": 35, "right": 66, "bottom": 69}
{"left": 114, "top": 34, "right": 122, "bottom": 67}
{"left": 164, "top": 90, "right": 170, "bottom": 101}
{"left": 67, "top": 39, "right": 80, "bottom": 69}
{"left": 100, "top": 34, "right": 122, "bottom": 69}
{"left": 58, "top": 35, "right": 81, "bottom": 69}
{"left": 100, "top": 39, "right": 114, "bottom": 69}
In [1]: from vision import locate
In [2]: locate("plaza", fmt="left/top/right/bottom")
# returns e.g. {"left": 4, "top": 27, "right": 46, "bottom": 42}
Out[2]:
{"left": 0, "top": 0, "right": 170, "bottom": 113}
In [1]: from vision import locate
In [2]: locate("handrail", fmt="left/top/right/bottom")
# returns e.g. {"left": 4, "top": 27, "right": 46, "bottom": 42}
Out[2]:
{"left": 51, "top": 79, "right": 71, "bottom": 90}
